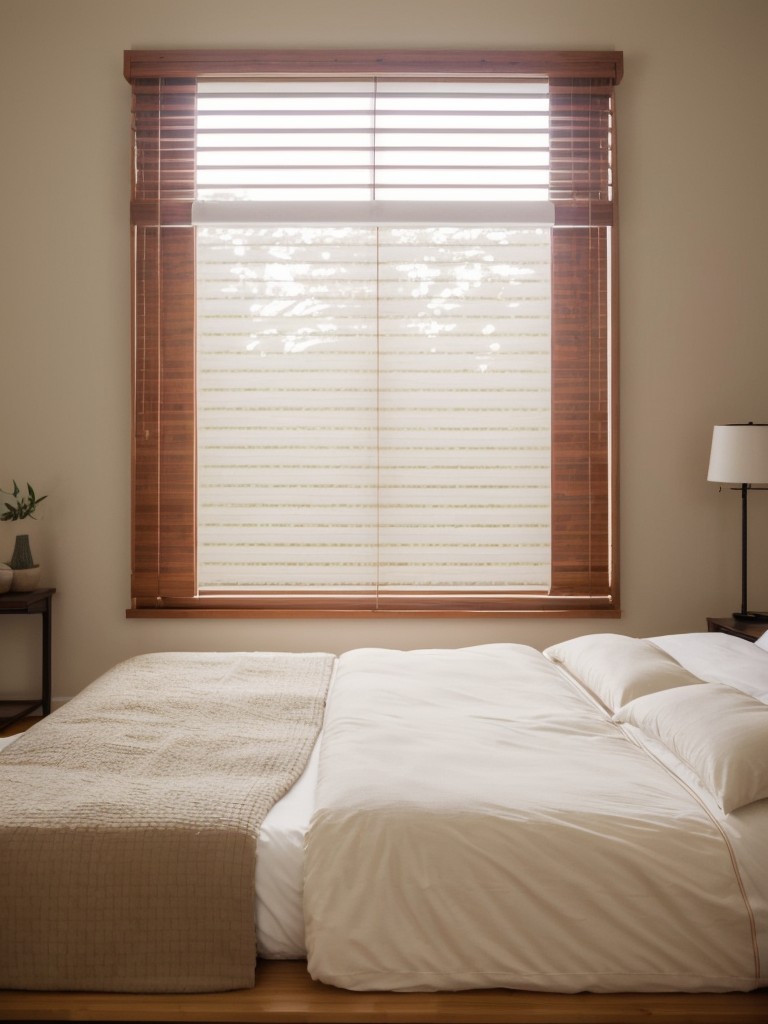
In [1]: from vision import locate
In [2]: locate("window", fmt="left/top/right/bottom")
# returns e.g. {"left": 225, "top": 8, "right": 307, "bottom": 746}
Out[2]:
{"left": 125, "top": 49, "right": 622, "bottom": 617}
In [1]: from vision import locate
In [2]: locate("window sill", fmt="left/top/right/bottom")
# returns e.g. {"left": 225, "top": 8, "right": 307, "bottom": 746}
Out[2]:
{"left": 126, "top": 604, "right": 621, "bottom": 620}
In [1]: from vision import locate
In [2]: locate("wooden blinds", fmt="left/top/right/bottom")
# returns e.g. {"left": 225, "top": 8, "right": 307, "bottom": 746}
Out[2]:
{"left": 125, "top": 49, "right": 621, "bottom": 617}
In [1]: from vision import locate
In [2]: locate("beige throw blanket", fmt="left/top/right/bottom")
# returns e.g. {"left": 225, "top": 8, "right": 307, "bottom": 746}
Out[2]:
{"left": 0, "top": 651, "right": 334, "bottom": 993}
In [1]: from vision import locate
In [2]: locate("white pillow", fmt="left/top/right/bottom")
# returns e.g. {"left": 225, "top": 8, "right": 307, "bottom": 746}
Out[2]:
{"left": 615, "top": 683, "right": 768, "bottom": 813}
{"left": 754, "top": 629, "right": 768, "bottom": 652}
{"left": 544, "top": 633, "right": 702, "bottom": 712}
{"left": 651, "top": 631, "right": 768, "bottom": 701}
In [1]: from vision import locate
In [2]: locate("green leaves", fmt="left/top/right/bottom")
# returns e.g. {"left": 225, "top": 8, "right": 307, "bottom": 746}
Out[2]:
{"left": 0, "top": 480, "right": 48, "bottom": 521}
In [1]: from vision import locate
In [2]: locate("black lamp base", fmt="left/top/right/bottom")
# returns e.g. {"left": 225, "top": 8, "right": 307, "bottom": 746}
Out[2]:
{"left": 733, "top": 610, "right": 768, "bottom": 623}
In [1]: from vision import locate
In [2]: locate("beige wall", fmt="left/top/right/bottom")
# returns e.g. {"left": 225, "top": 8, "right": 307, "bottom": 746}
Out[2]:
{"left": 1, "top": 0, "right": 767, "bottom": 702}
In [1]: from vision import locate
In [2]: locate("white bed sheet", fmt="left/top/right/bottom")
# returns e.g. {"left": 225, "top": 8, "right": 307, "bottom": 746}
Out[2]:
{"left": 255, "top": 730, "right": 320, "bottom": 957}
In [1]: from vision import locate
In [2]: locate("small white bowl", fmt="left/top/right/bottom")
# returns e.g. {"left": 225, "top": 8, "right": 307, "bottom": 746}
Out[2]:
{"left": 10, "top": 566, "right": 41, "bottom": 592}
{"left": 0, "top": 563, "right": 13, "bottom": 594}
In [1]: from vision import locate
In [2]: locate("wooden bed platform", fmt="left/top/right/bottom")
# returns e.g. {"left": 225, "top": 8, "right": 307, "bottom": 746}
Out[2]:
{"left": 0, "top": 963, "right": 767, "bottom": 1023}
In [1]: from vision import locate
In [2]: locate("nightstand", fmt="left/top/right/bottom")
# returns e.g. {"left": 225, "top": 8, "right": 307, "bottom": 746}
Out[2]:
{"left": 0, "top": 588, "right": 55, "bottom": 729}
{"left": 706, "top": 616, "right": 767, "bottom": 643}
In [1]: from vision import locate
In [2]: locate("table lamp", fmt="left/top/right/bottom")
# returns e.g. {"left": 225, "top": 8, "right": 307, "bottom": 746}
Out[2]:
{"left": 707, "top": 422, "right": 768, "bottom": 621}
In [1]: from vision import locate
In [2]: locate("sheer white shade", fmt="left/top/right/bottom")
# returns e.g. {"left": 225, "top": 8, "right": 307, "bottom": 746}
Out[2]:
{"left": 707, "top": 424, "right": 768, "bottom": 484}
{"left": 196, "top": 223, "right": 552, "bottom": 594}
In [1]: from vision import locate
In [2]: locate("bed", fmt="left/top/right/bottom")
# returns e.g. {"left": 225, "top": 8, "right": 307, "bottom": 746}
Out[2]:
{"left": 1, "top": 631, "right": 767, "bottom": 998}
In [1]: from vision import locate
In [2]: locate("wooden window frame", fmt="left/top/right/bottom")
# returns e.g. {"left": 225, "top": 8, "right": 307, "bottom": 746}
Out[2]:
{"left": 124, "top": 49, "right": 622, "bottom": 619}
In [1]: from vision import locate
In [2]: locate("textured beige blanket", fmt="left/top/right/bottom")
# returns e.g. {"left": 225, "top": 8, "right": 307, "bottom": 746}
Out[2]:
{"left": 0, "top": 651, "right": 334, "bottom": 993}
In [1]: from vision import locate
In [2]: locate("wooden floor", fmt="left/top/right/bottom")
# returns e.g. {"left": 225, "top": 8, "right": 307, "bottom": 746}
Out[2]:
{"left": 2, "top": 719, "right": 767, "bottom": 1022}
{"left": 0, "top": 716, "right": 38, "bottom": 737}
{"left": 0, "top": 963, "right": 767, "bottom": 1024}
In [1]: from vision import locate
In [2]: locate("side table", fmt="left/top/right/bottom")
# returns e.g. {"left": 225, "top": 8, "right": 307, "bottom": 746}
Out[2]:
{"left": 706, "top": 616, "right": 767, "bottom": 643}
{"left": 0, "top": 588, "right": 55, "bottom": 729}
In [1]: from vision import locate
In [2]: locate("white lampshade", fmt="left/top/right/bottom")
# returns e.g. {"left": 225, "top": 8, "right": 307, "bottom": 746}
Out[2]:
{"left": 708, "top": 423, "right": 768, "bottom": 484}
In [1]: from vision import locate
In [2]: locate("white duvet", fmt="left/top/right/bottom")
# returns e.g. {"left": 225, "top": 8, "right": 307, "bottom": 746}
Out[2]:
{"left": 303, "top": 641, "right": 767, "bottom": 992}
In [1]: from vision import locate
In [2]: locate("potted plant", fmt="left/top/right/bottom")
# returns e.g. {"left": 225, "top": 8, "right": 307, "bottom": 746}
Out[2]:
{"left": 0, "top": 480, "right": 47, "bottom": 592}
